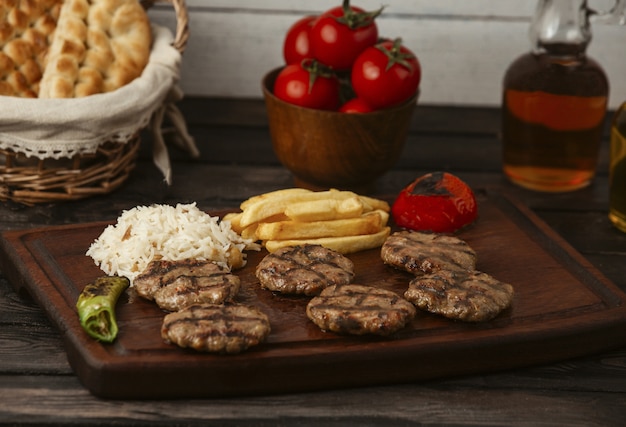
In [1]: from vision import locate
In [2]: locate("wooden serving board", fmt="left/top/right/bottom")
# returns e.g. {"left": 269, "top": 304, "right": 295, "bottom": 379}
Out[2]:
{"left": 2, "top": 190, "right": 626, "bottom": 399}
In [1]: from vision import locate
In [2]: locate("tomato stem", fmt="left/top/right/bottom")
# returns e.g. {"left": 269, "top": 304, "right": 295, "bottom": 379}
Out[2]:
{"left": 338, "top": 0, "right": 385, "bottom": 29}
{"left": 300, "top": 59, "right": 336, "bottom": 94}
{"left": 377, "top": 38, "right": 417, "bottom": 72}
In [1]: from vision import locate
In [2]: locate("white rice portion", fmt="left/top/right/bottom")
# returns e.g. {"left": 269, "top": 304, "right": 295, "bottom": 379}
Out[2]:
{"left": 86, "top": 203, "right": 260, "bottom": 284}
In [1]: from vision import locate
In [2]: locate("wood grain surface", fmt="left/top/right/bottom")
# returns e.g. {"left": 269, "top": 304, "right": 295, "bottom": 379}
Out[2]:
{"left": 2, "top": 190, "right": 625, "bottom": 399}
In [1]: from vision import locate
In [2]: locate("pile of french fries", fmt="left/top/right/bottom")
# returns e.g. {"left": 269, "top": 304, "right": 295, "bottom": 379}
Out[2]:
{"left": 224, "top": 188, "right": 391, "bottom": 254}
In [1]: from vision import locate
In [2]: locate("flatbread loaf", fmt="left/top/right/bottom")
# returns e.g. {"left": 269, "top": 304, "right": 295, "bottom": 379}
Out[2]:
{"left": 39, "top": 0, "right": 152, "bottom": 98}
{"left": 0, "top": 0, "right": 62, "bottom": 97}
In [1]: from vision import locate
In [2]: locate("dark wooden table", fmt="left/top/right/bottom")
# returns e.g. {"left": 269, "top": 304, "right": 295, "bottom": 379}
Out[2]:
{"left": 1, "top": 97, "right": 625, "bottom": 426}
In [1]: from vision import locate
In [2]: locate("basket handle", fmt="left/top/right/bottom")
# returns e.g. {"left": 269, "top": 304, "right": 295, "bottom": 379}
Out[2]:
{"left": 142, "top": 0, "right": 190, "bottom": 53}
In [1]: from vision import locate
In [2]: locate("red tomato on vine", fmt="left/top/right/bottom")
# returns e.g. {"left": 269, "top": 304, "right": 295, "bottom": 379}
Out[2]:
{"left": 283, "top": 15, "right": 317, "bottom": 65}
{"left": 352, "top": 38, "right": 421, "bottom": 109}
{"left": 310, "top": 0, "right": 383, "bottom": 71}
{"left": 273, "top": 60, "right": 340, "bottom": 110}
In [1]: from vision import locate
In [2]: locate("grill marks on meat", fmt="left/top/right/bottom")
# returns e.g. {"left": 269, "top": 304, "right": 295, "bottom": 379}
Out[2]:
{"left": 137, "top": 259, "right": 271, "bottom": 354}
{"left": 381, "top": 231, "right": 477, "bottom": 275}
{"left": 256, "top": 244, "right": 355, "bottom": 296}
{"left": 154, "top": 273, "right": 241, "bottom": 312}
{"left": 381, "top": 230, "right": 514, "bottom": 322}
{"left": 134, "top": 259, "right": 240, "bottom": 311}
{"left": 306, "top": 284, "right": 416, "bottom": 336}
{"left": 161, "top": 303, "right": 271, "bottom": 354}
{"left": 404, "top": 270, "right": 514, "bottom": 322}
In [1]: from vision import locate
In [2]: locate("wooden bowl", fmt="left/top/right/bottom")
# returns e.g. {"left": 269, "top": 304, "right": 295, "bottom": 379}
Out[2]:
{"left": 262, "top": 67, "right": 417, "bottom": 192}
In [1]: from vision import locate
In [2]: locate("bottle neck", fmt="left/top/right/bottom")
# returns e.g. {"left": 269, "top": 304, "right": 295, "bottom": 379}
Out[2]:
{"left": 529, "top": 0, "right": 592, "bottom": 57}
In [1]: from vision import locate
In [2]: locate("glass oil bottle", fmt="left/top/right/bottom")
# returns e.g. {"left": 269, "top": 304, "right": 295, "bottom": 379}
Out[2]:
{"left": 501, "top": 0, "right": 609, "bottom": 192}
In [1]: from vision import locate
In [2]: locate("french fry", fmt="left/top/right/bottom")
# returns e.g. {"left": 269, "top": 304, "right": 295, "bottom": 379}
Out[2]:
{"left": 230, "top": 188, "right": 392, "bottom": 254}
{"left": 240, "top": 223, "right": 259, "bottom": 240}
{"left": 229, "top": 211, "right": 290, "bottom": 238}
{"left": 375, "top": 209, "right": 390, "bottom": 225}
{"left": 238, "top": 188, "right": 359, "bottom": 228}
{"left": 264, "top": 227, "right": 391, "bottom": 255}
{"left": 222, "top": 212, "right": 243, "bottom": 233}
{"left": 240, "top": 188, "right": 311, "bottom": 211}
{"left": 284, "top": 197, "right": 364, "bottom": 222}
{"left": 256, "top": 210, "right": 386, "bottom": 241}
{"left": 358, "top": 195, "right": 390, "bottom": 212}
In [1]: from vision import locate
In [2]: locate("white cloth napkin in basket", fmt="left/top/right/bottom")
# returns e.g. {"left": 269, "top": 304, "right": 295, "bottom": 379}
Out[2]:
{"left": 0, "top": 24, "right": 198, "bottom": 185}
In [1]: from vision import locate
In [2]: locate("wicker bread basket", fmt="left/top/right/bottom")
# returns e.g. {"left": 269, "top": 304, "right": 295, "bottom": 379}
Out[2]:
{"left": 0, "top": 0, "right": 190, "bottom": 205}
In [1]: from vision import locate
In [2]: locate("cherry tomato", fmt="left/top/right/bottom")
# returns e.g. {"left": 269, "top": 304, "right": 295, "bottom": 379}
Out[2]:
{"left": 338, "top": 97, "right": 374, "bottom": 113}
{"left": 391, "top": 172, "right": 478, "bottom": 233}
{"left": 273, "top": 60, "right": 340, "bottom": 110}
{"left": 310, "top": 0, "right": 382, "bottom": 71}
{"left": 283, "top": 15, "right": 317, "bottom": 65}
{"left": 352, "top": 38, "right": 421, "bottom": 109}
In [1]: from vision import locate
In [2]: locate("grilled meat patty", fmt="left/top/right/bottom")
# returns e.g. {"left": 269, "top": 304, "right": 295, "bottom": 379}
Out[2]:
{"left": 134, "top": 259, "right": 240, "bottom": 311}
{"left": 306, "top": 284, "right": 416, "bottom": 336}
{"left": 404, "top": 269, "right": 514, "bottom": 322}
{"left": 381, "top": 231, "right": 477, "bottom": 275}
{"left": 161, "top": 303, "right": 271, "bottom": 354}
{"left": 255, "top": 244, "right": 355, "bottom": 296}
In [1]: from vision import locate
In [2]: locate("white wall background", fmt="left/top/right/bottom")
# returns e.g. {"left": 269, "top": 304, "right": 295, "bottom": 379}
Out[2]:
{"left": 149, "top": 0, "right": 626, "bottom": 108}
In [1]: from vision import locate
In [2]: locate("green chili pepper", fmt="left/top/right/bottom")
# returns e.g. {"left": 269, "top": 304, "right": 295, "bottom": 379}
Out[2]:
{"left": 76, "top": 276, "right": 130, "bottom": 343}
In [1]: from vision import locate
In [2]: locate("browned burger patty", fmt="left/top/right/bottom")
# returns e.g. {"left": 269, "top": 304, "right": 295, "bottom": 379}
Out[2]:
{"left": 134, "top": 259, "right": 240, "bottom": 311}
{"left": 255, "top": 244, "right": 355, "bottom": 296}
{"left": 161, "top": 303, "right": 271, "bottom": 354}
{"left": 381, "top": 231, "right": 477, "bottom": 275}
{"left": 404, "top": 269, "right": 514, "bottom": 322}
{"left": 306, "top": 284, "right": 416, "bottom": 336}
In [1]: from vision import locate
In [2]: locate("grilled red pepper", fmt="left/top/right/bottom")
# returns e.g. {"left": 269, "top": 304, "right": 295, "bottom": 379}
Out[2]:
{"left": 391, "top": 172, "right": 478, "bottom": 233}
